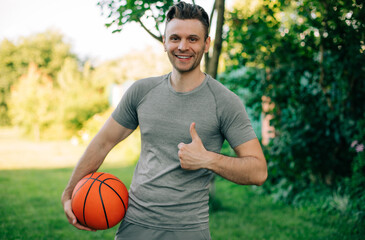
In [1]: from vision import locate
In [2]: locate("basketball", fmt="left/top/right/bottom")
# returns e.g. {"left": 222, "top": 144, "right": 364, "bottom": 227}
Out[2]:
{"left": 71, "top": 172, "right": 129, "bottom": 230}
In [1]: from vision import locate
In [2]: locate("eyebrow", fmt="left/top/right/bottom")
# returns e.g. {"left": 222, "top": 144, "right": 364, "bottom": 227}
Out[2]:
{"left": 188, "top": 34, "right": 200, "bottom": 39}
{"left": 169, "top": 34, "right": 201, "bottom": 39}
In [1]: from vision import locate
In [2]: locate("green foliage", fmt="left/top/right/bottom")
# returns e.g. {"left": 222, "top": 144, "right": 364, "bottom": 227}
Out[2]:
{"left": 55, "top": 58, "right": 109, "bottom": 136}
{"left": 349, "top": 148, "right": 365, "bottom": 211}
{"left": 4, "top": 30, "right": 172, "bottom": 140}
{"left": 98, "top": 0, "right": 176, "bottom": 38}
{"left": 221, "top": 0, "right": 365, "bottom": 227}
{"left": 223, "top": 0, "right": 365, "bottom": 194}
{"left": 94, "top": 48, "right": 171, "bottom": 84}
{"left": 8, "top": 56, "right": 109, "bottom": 140}
{"left": 97, "top": 0, "right": 224, "bottom": 78}
{"left": 76, "top": 108, "right": 141, "bottom": 166}
{"left": 9, "top": 64, "right": 59, "bottom": 140}
{"left": 0, "top": 30, "right": 76, "bottom": 125}
{"left": 3, "top": 32, "right": 108, "bottom": 139}
{"left": 347, "top": 119, "right": 365, "bottom": 229}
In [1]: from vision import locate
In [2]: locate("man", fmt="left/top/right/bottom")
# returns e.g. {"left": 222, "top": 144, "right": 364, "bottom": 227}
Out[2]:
{"left": 62, "top": 2, "right": 267, "bottom": 239}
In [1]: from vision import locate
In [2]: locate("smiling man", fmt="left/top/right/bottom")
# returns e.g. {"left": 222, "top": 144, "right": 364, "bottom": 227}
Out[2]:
{"left": 61, "top": 2, "right": 267, "bottom": 240}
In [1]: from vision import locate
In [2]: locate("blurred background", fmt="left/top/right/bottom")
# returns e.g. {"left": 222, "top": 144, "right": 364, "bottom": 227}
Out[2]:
{"left": 0, "top": 0, "right": 364, "bottom": 239}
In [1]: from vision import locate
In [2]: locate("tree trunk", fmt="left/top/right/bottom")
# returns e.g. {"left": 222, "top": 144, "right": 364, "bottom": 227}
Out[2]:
{"left": 206, "top": 0, "right": 225, "bottom": 79}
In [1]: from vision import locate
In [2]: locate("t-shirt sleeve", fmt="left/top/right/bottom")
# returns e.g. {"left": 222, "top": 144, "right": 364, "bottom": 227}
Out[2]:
{"left": 112, "top": 82, "right": 140, "bottom": 130}
{"left": 220, "top": 94, "right": 257, "bottom": 148}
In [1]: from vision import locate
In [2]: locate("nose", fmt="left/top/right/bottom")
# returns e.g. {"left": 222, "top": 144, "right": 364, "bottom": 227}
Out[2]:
{"left": 178, "top": 39, "right": 188, "bottom": 51}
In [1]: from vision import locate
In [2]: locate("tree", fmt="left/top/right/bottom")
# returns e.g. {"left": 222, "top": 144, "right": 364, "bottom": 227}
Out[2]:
{"left": 0, "top": 30, "right": 76, "bottom": 126}
{"left": 222, "top": 0, "right": 365, "bottom": 200}
{"left": 56, "top": 58, "right": 109, "bottom": 136}
{"left": 9, "top": 63, "right": 58, "bottom": 140}
{"left": 4, "top": 29, "right": 177, "bottom": 140}
{"left": 97, "top": 0, "right": 225, "bottom": 78}
{"left": 92, "top": 47, "right": 171, "bottom": 84}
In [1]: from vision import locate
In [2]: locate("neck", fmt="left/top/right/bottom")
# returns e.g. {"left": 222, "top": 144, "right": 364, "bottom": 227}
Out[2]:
{"left": 170, "top": 68, "right": 206, "bottom": 92}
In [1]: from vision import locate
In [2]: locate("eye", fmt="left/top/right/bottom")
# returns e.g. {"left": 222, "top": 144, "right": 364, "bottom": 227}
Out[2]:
{"left": 170, "top": 36, "right": 180, "bottom": 41}
{"left": 189, "top": 37, "right": 199, "bottom": 42}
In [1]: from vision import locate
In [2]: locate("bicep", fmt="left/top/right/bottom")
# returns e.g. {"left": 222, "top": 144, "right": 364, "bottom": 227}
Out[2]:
{"left": 233, "top": 138, "right": 268, "bottom": 185}
{"left": 234, "top": 138, "right": 266, "bottom": 162}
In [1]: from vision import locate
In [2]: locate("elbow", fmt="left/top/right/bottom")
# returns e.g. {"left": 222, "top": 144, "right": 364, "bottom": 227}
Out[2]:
{"left": 254, "top": 168, "right": 268, "bottom": 186}
{"left": 236, "top": 168, "right": 268, "bottom": 186}
{"left": 254, "top": 156, "right": 268, "bottom": 186}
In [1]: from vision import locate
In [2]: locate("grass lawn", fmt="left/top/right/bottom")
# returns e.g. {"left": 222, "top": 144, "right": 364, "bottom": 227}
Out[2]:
{"left": 0, "top": 128, "right": 361, "bottom": 239}
{"left": 0, "top": 166, "right": 360, "bottom": 240}
{"left": 209, "top": 177, "right": 360, "bottom": 240}
{"left": 0, "top": 166, "right": 134, "bottom": 240}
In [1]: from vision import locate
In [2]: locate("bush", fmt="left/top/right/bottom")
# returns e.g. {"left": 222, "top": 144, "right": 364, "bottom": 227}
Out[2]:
{"left": 222, "top": 0, "right": 365, "bottom": 205}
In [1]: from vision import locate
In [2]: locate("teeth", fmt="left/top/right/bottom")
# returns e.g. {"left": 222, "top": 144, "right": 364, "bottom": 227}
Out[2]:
{"left": 177, "top": 55, "right": 190, "bottom": 59}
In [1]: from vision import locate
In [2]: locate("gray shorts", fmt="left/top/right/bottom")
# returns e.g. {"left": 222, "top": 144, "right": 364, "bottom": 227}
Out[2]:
{"left": 115, "top": 221, "right": 211, "bottom": 240}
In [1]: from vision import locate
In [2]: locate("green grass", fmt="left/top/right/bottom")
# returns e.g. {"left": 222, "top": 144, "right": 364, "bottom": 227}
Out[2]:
{"left": 0, "top": 166, "right": 134, "bottom": 240}
{"left": 0, "top": 166, "right": 360, "bottom": 240}
{"left": 209, "top": 177, "right": 360, "bottom": 240}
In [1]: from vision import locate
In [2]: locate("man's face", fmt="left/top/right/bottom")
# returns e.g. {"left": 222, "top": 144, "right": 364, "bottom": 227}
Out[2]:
{"left": 163, "top": 19, "right": 210, "bottom": 73}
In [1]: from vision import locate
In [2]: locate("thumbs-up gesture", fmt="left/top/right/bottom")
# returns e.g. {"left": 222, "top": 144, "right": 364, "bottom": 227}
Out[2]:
{"left": 178, "top": 122, "right": 211, "bottom": 170}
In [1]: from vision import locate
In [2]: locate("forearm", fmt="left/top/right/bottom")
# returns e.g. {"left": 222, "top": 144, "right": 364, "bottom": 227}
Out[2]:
{"left": 178, "top": 124, "right": 267, "bottom": 186}
{"left": 205, "top": 151, "right": 267, "bottom": 186}
{"left": 61, "top": 117, "right": 134, "bottom": 203}
{"left": 61, "top": 117, "right": 133, "bottom": 231}
{"left": 61, "top": 139, "right": 111, "bottom": 202}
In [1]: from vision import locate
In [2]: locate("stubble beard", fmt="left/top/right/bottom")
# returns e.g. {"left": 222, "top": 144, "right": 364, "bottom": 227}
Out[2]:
{"left": 168, "top": 47, "right": 205, "bottom": 74}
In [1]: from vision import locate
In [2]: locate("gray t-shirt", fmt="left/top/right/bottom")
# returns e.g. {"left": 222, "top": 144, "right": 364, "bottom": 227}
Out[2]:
{"left": 112, "top": 73, "right": 256, "bottom": 231}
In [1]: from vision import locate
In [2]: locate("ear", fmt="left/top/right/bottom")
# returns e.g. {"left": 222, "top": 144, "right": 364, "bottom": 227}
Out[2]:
{"left": 204, "top": 36, "right": 211, "bottom": 53}
{"left": 162, "top": 35, "right": 167, "bottom": 52}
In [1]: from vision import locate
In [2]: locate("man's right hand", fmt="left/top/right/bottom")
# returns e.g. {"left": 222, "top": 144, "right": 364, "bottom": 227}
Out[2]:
{"left": 62, "top": 198, "right": 96, "bottom": 231}
{"left": 60, "top": 117, "right": 134, "bottom": 231}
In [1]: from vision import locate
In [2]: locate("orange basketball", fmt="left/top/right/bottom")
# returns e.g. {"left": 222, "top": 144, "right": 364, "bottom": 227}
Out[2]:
{"left": 71, "top": 172, "right": 129, "bottom": 230}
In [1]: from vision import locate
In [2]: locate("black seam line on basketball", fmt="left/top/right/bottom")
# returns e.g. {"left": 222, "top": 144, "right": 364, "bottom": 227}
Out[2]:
{"left": 82, "top": 177, "right": 122, "bottom": 184}
{"left": 100, "top": 178, "right": 127, "bottom": 215}
{"left": 99, "top": 182, "right": 110, "bottom": 229}
{"left": 72, "top": 173, "right": 98, "bottom": 202}
{"left": 83, "top": 173, "right": 105, "bottom": 228}
{"left": 71, "top": 172, "right": 98, "bottom": 221}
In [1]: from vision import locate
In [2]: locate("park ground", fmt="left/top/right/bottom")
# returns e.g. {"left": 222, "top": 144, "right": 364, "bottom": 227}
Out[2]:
{"left": 0, "top": 128, "right": 361, "bottom": 239}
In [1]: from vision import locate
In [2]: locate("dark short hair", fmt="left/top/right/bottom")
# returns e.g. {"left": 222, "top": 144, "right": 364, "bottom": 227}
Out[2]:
{"left": 166, "top": 1, "right": 210, "bottom": 39}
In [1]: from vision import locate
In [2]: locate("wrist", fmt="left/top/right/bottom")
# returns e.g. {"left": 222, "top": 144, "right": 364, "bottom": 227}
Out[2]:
{"left": 61, "top": 189, "right": 72, "bottom": 204}
{"left": 204, "top": 150, "right": 220, "bottom": 171}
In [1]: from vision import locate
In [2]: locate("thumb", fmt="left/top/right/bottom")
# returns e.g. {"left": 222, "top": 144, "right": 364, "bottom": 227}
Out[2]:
{"left": 189, "top": 122, "right": 200, "bottom": 141}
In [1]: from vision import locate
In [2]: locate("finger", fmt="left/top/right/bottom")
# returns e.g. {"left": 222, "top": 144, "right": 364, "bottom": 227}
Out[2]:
{"left": 66, "top": 212, "right": 76, "bottom": 225}
{"left": 67, "top": 210, "right": 96, "bottom": 231}
{"left": 74, "top": 222, "right": 97, "bottom": 232}
{"left": 178, "top": 142, "right": 185, "bottom": 149}
{"left": 63, "top": 200, "right": 95, "bottom": 231}
{"left": 189, "top": 122, "right": 200, "bottom": 141}
{"left": 63, "top": 200, "right": 76, "bottom": 224}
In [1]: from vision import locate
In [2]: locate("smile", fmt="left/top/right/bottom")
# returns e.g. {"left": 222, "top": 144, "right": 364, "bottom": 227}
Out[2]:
{"left": 176, "top": 55, "right": 192, "bottom": 59}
